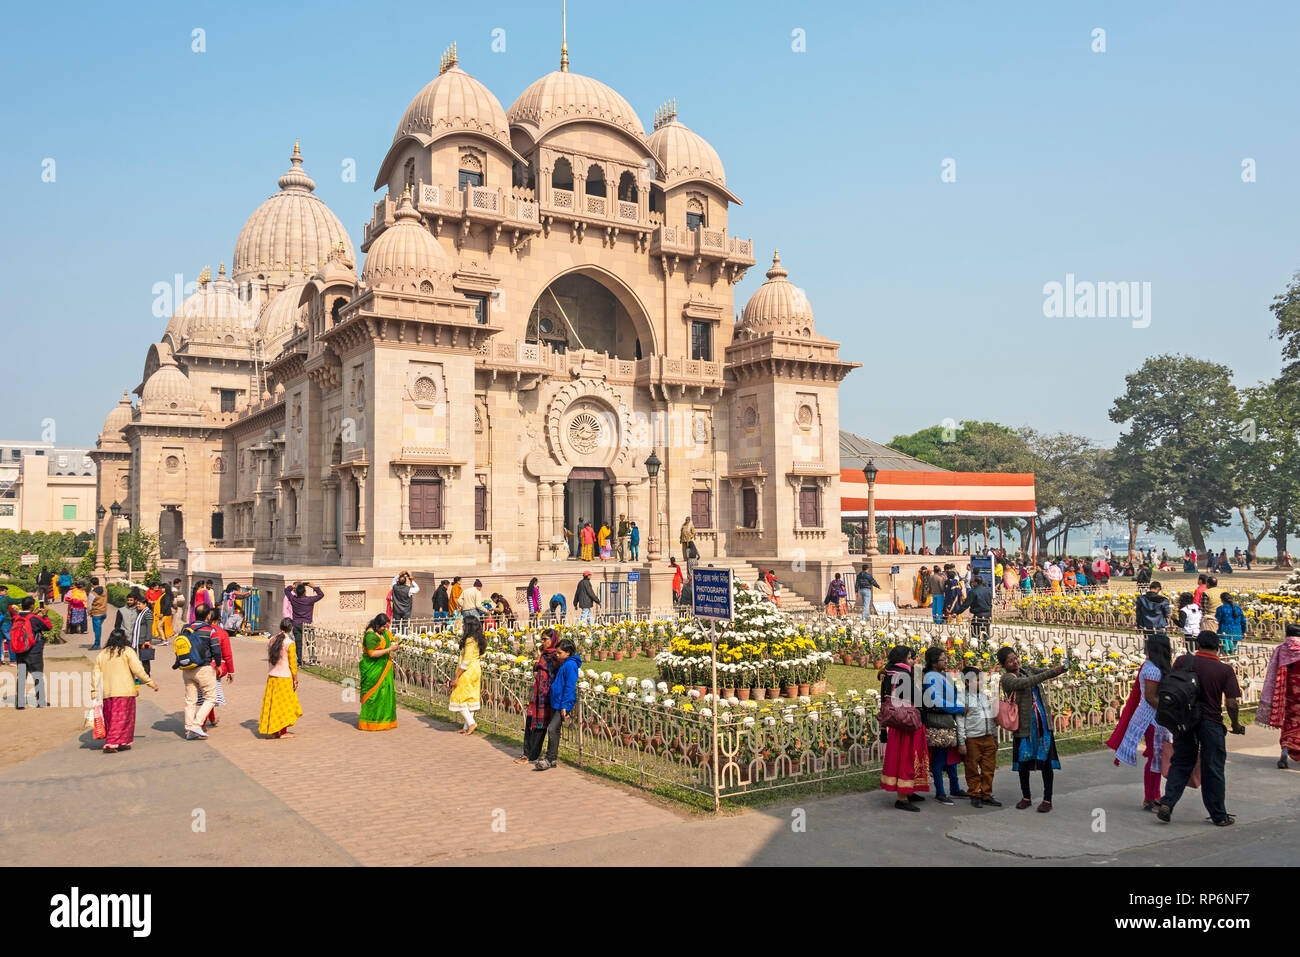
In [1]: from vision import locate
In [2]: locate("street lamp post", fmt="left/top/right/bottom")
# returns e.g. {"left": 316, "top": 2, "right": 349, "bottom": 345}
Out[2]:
{"left": 108, "top": 501, "right": 121, "bottom": 578}
{"left": 645, "top": 451, "right": 661, "bottom": 563}
{"left": 863, "top": 459, "right": 879, "bottom": 572}
{"left": 94, "top": 504, "right": 107, "bottom": 576}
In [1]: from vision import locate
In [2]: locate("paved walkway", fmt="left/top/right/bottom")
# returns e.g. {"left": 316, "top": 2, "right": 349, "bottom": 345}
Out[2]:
{"left": 2, "top": 634, "right": 1298, "bottom": 866}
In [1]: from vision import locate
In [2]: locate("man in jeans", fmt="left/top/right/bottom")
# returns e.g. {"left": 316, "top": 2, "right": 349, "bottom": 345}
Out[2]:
{"left": 855, "top": 565, "right": 881, "bottom": 620}
{"left": 616, "top": 513, "right": 630, "bottom": 563}
{"left": 928, "top": 565, "right": 945, "bottom": 624}
{"left": 536, "top": 638, "right": 580, "bottom": 770}
{"left": 285, "top": 581, "right": 324, "bottom": 654}
{"left": 177, "top": 617, "right": 224, "bottom": 740}
{"left": 575, "top": 570, "right": 600, "bottom": 624}
{"left": 1157, "top": 630, "right": 1246, "bottom": 826}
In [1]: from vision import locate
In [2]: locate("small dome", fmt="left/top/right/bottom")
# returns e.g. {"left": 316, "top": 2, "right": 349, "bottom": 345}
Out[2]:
{"left": 170, "top": 268, "right": 259, "bottom": 346}
{"left": 738, "top": 251, "right": 816, "bottom": 338}
{"left": 395, "top": 64, "right": 511, "bottom": 148}
{"left": 508, "top": 70, "right": 645, "bottom": 141}
{"left": 141, "top": 355, "right": 198, "bottom": 412}
{"left": 647, "top": 115, "right": 726, "bottom": 188}
{"left": 232, "top": 144, "right": 354, "bottom": 288}
{"left": 100, "top": 390, "right": 134, "bottom": 441}
{"left": 360, "top": 190, "right": 452, "bottom": 292}
{"left": 258, "top": 282, "right": 308, "bottom": 358}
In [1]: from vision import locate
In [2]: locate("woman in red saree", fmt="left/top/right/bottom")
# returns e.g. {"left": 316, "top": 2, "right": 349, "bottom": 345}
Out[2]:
{"left": 1257, "top": 623, "right": 1300, "bottom": 768}
{"left": 879, "top": 645, "right": 930, "bottom": 810}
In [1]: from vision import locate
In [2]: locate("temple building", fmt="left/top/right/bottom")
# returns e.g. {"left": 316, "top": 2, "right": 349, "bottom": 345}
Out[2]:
{"left": 90, "top": 42, "right": 859, "bottom": 624}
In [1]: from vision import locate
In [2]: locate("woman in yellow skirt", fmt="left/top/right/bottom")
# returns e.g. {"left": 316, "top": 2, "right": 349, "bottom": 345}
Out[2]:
{"left": 449, "top": 615, "right": 485, "bottom": 735}
{"left": 259, "top": 617, "right": 303, "bottom": 738}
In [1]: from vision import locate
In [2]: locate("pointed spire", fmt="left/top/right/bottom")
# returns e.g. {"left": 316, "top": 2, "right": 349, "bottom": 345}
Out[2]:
{"left": 199, "top": 265, "right": 211, "bottom": 285}
{"left": 560, "top": 0, "right": 569, "bottom": 72}
{"left": 765, "top": 250, "right": 787, "bottom": 280}
{"left": 440, "top": 42, "right": 458, "bottom": 74}
{"left": 218, "top": 262, "right": 227, "bottom": 279}
{"left": 278, "top": 141, "right": 316, "bottom": 192}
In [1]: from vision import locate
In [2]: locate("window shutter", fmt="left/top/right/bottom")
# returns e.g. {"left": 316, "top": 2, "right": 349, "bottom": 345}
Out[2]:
{"left": 691, "top": 490, "right": 712, "bottom": 530}
{"left": 742, "top": 487, "right": 758, "bottom": 528}
{"left": 799, "top": 487, "right": 820, "bottom": 528}
{"left": 474, "top": 486, "right": 487, "bottom": 531}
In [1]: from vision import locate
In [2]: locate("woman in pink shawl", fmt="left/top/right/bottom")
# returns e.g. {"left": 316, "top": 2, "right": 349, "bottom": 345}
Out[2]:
{"left": 1257, "top": 623, "right": 1300, "bottom": 769}
{"left": 1106, "top": 633, "right": 1173, "bottom": 810}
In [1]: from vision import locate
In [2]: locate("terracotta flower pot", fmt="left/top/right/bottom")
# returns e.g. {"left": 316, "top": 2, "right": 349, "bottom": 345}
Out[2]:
{"left": 812, "top": 680, "right": 827, "bottom": 695}
{"left": 721, "top": 686, "right": 735, "bottom": 698}
{"left": 752, "top": 687, "right": 767, "bottom": 700}
{"left": 612, "top": 651, "right": 624, "bottom": 661}
{"left": 798, "top": 683, "right": 811, "bottom": 697}
{"left": 693, "top": 685, "right": 708, "bottom": 697}
{"left": 767, "top": 687, "right": 781, "bottom": 700}
{"left": 737, "top": 687, "right": 751, "bottom": 701}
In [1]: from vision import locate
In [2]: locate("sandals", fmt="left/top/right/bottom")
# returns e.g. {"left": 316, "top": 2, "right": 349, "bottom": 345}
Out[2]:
{"left": 1015, "top": 798, "right": 1033, "bottom": 810}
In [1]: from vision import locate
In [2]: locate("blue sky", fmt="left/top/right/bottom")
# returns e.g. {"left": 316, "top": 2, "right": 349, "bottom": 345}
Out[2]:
{"left": 2, "top": 0, "right": 1297, "bottom": 449}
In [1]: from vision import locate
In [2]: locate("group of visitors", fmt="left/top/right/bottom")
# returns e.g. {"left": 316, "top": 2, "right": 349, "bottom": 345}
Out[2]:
{"left": 880, "top": 642, "right": 1065, "bottom": 812}
{"left": 565, "top": 515, "right": 641, "bottom": 562}
{"left": 1136, "top": 579, "right": 1247, "bottom": 655}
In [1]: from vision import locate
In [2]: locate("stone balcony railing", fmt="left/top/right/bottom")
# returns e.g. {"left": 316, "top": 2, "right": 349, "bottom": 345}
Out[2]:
{"left": 543, "top": 188, "right": 644, "bottom": 227}
{"left": 650, "top": 225, "right": 754, "bottom": 264}
{"left": 363, "top": 185, "right": 540, "bottom": 248}
{"left": 474, "top": 342, "right": 724, "bottom": 391}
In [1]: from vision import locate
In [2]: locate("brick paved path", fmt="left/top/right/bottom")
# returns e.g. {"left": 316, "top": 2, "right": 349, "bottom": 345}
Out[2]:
{"left": 201, "top": 638, "right": 681, "bottom": 864}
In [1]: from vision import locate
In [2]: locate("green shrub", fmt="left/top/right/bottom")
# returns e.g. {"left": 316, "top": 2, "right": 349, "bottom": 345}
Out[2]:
{"left": 106, "top": 583, "right": 131, "bottom": 607}
{"left": 40, "top": 609, "right": 64, "bottom": 643}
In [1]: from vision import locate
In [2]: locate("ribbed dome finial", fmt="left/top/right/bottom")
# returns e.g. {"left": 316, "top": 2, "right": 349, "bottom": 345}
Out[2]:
{"left": 766, "top": 250, "right": 787, "bottom": 280}
{"left": 277, "top": 142, "right": 316, "bottom": 192}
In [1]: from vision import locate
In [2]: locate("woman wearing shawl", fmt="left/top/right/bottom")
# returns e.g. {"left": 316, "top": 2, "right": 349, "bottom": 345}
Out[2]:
{"left": 449, "top": 615, "right": 485, "bottom": 735}
{"left": 999, "top": 645, "right": 1067, "bottom": 812}
{"left": 517, "top": 628, "right": 562, "bottom": 764}
{"left": 1106, "top": 633, "right": 1173, "bottom": 810}
{"left": 145, "top": 584, "right": 165, "bottom": 640}
{"left": 1257, "top": 623, "right": 1300, "bottom": 768}
{"left": 598, "top": 523, "right": 612, "bottom": 560}
{"left": 92, "top": 627, "right": 159, "bottom": 752}
{"left": 824, "top": 573, "right": 847, "bottom": 616}
{"left": 879, "top": 645, "right": 929, "bottom": 810}
{"left": 358, "top": 612, "right": 399, "bottom": 731}
{"left": 580, "top": 523, "right": 595, "bottom": 561}
{"left": 525, "top": 578, "right": 541, "bottom": 626}
{"left": 64, "top": 582, "right": 88, "bottom": 634}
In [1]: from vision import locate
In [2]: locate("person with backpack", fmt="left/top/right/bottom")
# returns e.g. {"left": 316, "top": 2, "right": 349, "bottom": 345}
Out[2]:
{"left": 575, "top": 570, "right": 599, "bottom": 625}
{"left": 172, "top": 613, "right": 223, "bottom": 740}
{"left": 1214, "top": 593, "right": 1247, "bottom": 655}
{"left": 1106, "top": 633, "right": 1173, "bottom": 811}
{"left": 0, "top": 584, "right": 17, "bottom": 665}
{"left": 10, "top": 597, "right": 53, "bottom": 708}
{"left": 998, "top": 645, "right": 1068, "bottom": 812}
{"left": 1155, "top": 630, "right": 1245, "bottom": 826}
{"left": 92, "top": 626, "right": 159, "bottom": 752}
{"left": 258, "top": 618, "right": 302, "bottom": 739}
{"left": 197, "top": 605, "right": 234, "bottom": 731}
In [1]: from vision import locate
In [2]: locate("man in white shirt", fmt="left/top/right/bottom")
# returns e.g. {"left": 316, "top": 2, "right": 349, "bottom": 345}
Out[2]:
{"left": 457, "top": 578, "right": 484, "bottom": 617}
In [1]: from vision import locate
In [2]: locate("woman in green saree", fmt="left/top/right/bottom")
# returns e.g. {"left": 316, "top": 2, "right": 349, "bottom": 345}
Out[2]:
{"left": 359, "top": 613, "right": 400, "bottom": 731}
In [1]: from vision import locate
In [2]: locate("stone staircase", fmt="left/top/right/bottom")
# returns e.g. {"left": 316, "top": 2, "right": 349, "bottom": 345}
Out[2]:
{"left": 693, "top": 557, "right": 821, "bottom": 616}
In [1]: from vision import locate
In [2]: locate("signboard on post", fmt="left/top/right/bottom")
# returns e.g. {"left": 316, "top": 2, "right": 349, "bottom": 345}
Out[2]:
{"left": 971, "top": 555, "right": 994, "bottom": 584}
{"left": 20, "top": 553, "right": 38, "bottom": 566}
{"left": 627, "top": 571, "right": 640, "bottom": 583}
{"left": 691, "top": 566, "right": 733, "bottom": 621}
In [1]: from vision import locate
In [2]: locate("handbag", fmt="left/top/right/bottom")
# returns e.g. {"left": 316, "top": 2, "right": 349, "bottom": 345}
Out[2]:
{"left": 996, "top": 688, "right": 1019, "bottom": 732}
{"left": 926, "top": 725, "right": 958, "bottom": 749}
{"left": 879, "top": 690, "right": 922, "bottom": 732}
{"left": 92, "top": 702, "right": 107, "bottom": 740}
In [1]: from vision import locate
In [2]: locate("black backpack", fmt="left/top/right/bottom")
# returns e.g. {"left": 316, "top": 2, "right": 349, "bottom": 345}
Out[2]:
{"left": 1156, "top": 656, "right": 1201, "bottom": 734}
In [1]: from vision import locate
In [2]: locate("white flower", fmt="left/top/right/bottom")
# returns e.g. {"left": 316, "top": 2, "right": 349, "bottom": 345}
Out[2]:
{"left": 643, "top": 694, "right": 656, "bottom": 704}
{"left": 742, "top": 716, "right": 756, "bottom": 727}
{"left": 727, "top": 696, "right": 740, "bottom": 707}
{"left": 594, "top": 684, "right": 605, "bottom": 694}
{"left": 578, "top": 681, "right": 591, "bottom": 690}
{"left": 626, "top": 691, "right": 638, "bottom": 699}
{"left": 799, "top": 695, "right": 812, "bottom": 704}
{"left": 700, "top": 708, "right": 713, "bottom": 718}
{"left": 657, "top": 681, "right": 669, "bottom": 693}
{"left": 853, "top": 706, "right": 866, "bottom": 717}
{"left": 807, "top": 711, "right": 820, "bottom": 722}
{"left": 600, "top": 671, "right": 612, "bottom": 682}
{"left": 783, "top": 714, "right": 795, "bottom": 724}
{"left": 764, "top": 716, "right": 777, "bottom": 727}
{"left": 641, "top": 678, "right": 655, "bottom": 692}
{"left": 688, "top": 689, "right": 701, "bottom": 699}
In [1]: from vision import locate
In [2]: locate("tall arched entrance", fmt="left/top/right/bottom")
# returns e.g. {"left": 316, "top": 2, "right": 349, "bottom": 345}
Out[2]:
{"left": 565, "top": 467, "right": 610, "bottom": 551}
{"left": 526, "top": 266, "right": 657, "bottom": 359}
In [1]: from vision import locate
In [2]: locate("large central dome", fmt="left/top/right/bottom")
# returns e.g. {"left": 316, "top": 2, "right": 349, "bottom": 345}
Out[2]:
{"left": 232, "top": 144, "right": 354, "bottom": 290}
{"left": 507, "top": 70, "right": 645, "bottom": 142}
{"left": 394, "top": 64, "right": 511, "bottom": 147}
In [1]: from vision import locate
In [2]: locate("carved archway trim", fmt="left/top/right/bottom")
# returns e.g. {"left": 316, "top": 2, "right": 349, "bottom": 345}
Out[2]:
{"left": 545, "top": 378, "right": 635, "bottom": 471}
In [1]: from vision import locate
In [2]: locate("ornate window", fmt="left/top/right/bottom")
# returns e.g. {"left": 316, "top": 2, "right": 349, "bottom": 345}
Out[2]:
{"left": 409, "top": 478, "right": 443, "bottom": 529}
{"left": 412, "top": 376, "right": 439, "bottom": 406}
{"left": 552, "top": 157, "right": 574, "bottom": 191}
{"left": 165, "top": 455, "right": 181, "bottom": 474}
{"left": 798, "top": 486, "right": 821, "bottom": 528}
{"left": 686, "top": 195, "right": 705, "bottom": 230}
{"left": 796, "top": 404, "right": 814, "bottom": 429}
{"left": 585, "top": 164, "right": 606, "bottom": 198}
{"left": 617, "top": 171, "right": 637, "bottom": 202}
{"left": 458, "top": 153, "right": 483, "bottom": 189}
{"left": 690, "top": 321, "right": 711, "bottom": 361}
{"left": 742, "top": 485, "right": 758, "bottom": 528}
{"left": 474, "top": 485, "right": 487, "bottom": 531}
{"left": 691, "top": 489, "right": 712, "bottom": 530}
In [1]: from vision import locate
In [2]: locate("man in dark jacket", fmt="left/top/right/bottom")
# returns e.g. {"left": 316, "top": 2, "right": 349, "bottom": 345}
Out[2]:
{"left": 11, "top": 597, "right": 53, "bottom": 708}
{"left": 855, "top": 566, "right": 881, "bottom": 620}
{"left": 928, "top": 565, "right": 945, "bottom": 623}
{"left": 956, "top": 575, "right": 994, "bottom": 646}
{"left": 942, "top": 567, "right": 964, "bottom": 623}
{"left": 285, "top": 581, "right": 325, "bottom": 648}
{"left": 432, "top": 580, "right": 450, "bottom": 624}
{"left": 390, "top": 571, "right": 418, "bottom": 628}
{"left": 1135, "top": 581, "right": 1171, "bottom": 637}
{"left": 574, "top": 571, "right": 600, "bottom": 625}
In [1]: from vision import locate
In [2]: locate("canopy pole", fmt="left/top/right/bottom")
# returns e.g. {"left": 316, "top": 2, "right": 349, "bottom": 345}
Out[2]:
{"left": 1031, "top": 516, "right": 1037, "bottom": 565}
{"left": 922, "top": 520, "right": 927, "bottom": 553}
{"left": 889, "top": 517, "right": 894, "bottom": 554}
{"left": 983, "top": 516, "right": 988, "bottom": 553}
{"left": 998, "top": 520, "right": 1003, "bottom": 553}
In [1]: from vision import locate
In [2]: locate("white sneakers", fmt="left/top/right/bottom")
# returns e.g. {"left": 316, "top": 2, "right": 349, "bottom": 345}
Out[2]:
{"left": 185, "top": 726, "right": 208, "bottom": 740}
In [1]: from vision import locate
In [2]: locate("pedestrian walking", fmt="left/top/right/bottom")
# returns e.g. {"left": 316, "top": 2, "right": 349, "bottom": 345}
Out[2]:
{"left": 457, "top": 579, "right": 484, "bottom": 618}
{"left": 879, "top": 645, "right": 929, "bottom": 810}
{"left": 1174, "top": 592, "right": 1203, "bottom": 655}
{"left": 64, "top": 581, "right": 88, "bottom": 634}
{"left": 617, "top": 513, "right": 630, "bottom": 562}
{"left": 174, "top": 612, "right": 223, "bottom": 740}
{"left": 575, "top": 570, "right": 600, "bottom": 625}
{"left": 525, "top": 577, "right": 542, "bottom": 626}
{"left": 10, "top": 597, "right": 53, "bottom": 708}
{"left": 449, "top": 576, "right": 464, "bottom": 611}
{"left": 629, "top": 521, "right": 640, "bottom": 561}
{"left": 960, "top": 665, "right": 1002, "bottom": 807}
{"left": 449, "top": 614, "right": 485, "bottom": 735}
{"left": 92, "top": 627, "right": 159, "bottom": 752}
{"left": 680, "top": 517, "right": 695, "bottom": 563}
{"left": 433, "top": 580, "right": 451, "bottom": 625}
{"left": 198, "top": 605, "right": 233, "bottom": 731}
{"left": 358, "top": 612, "right": 399, "bottom": 732}
{"left": 597, "top": 522, "right": 612, "bottom": 560}
{"left": 928, "top": 565, "right": 945, "bottom": 623}
{"left": 1155, "top": 630, "right": 1246, "bottom": 826}
{"left": 258, "top": 618, "right": 302, "bottom": 739}
{"left": 0, "top": 584, "right": 18, "bottom": 664}
{"left": 955, "top": 574, "right": 993, "bottom": 647}
{"left": 824, "top": 572, "right": 847, "bottom": 616}
{"left": 1135, "top": 580, "right": 1171, "bottom": 641}
{"left": 88, "top": 577, "right": 108, "bottom": 649}
{"left": 855, "top": 565, "right": 881, "bottom": 620}
{"left": 671, "top": 558, "right": 684, "bottom": 606}
{"left": 1106, "top": 633, "right": 1173, "bottom": 811}
{"left": 998, "top": 645, "right": 1067, "bottom": 812}
{"left": 518, "top": 627, "right": 561, "bottom": 764}
{"left": 535, "top": 637, "right": 580, "bottom": 770}
{"left": 921, "top": 647, "right": 967, "bottom": 806}
{"left": 117, "top": 590, "right": 155, "bottom": 677}
{"left": 1257, "top": 623, "right": 1300, "bottom": 769}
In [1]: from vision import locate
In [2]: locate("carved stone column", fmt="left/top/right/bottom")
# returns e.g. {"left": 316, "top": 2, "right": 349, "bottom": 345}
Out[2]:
{"left": 753, "top": 476, "right": 766, "bottom": 533}
{"left": 788, "top": 475, "right": 804, "bottom": 531}
{"left": 728, "top": 478, "right": 743, "bottom": 528}
{"left": 355, "top": 466, "right": 368, "bottom": 536}
{"left": 397, "top": 466, "right": 413, "bottom": 533}
{"left": 550, "top": 481, "right": 564, "bottom": 544}
{"left": 537, "top": 479, "right": 552, "bottom": 556}
{"left": 322, "top": 478, "right": 338, "bottom": 551}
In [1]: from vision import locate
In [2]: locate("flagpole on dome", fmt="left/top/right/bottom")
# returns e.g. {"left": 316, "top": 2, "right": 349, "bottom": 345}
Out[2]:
{"left": 560, "top": 0, "right": 569, "bottom": 72}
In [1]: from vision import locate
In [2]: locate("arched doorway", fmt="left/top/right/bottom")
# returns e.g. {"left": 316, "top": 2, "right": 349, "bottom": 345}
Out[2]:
{"left": 159, "top": 507, "right": 183, "bottom": 561}
{"left": 526, "top": 266, "right": 657, "bottom": 358}
{"left": 565, "top": 468, "right": 610, "bottom": 554}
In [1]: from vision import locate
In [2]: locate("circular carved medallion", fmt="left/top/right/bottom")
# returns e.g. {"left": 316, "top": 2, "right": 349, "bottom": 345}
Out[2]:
{"left": 568, "top": 412, "right": 601, "bottom": 453}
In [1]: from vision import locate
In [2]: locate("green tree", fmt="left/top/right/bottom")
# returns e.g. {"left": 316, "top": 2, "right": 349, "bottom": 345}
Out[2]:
{"left": 1020, "top": 429, "right": 1109, "bottom": 556}
{"left": 116, "top": 528, "right": 158, "bottom": 576}
{"left": 1271, "top": 270, "right": 1300, "bottom": 380}
{"left": 1171, "top": 520, "right": 1194, "bottom": 550}
{"left": 1238, "top": 378, "right": 1300, "bottom": 566}
{"left": 1102, "top": 443, "right": 1166, "bottom": 559}
{"left": 1108, "top": 355, "right": 1240, "bottom": 554}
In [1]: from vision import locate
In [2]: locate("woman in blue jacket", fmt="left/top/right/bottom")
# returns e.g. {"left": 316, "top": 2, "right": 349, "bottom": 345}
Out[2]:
{"left": 921, "top": 647, "right": 967, "bottom": 805}
{"left": 1215, "top": 594, "right": 1247, "bottom": 654}
{"left": 536, "top": 639, "right": 582, "bottom": 770}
